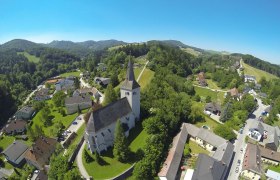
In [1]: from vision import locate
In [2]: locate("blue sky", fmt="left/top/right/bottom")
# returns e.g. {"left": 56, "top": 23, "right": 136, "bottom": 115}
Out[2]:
{"left": 0, "top": 0, "right": 279, "bottom": 64}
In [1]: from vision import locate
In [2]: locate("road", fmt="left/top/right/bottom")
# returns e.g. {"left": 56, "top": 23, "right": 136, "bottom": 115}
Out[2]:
{"left": 23, "top": 85, "right": 43, "bottom": 105}
{"left": 136, "top": 60, "right": 149, "bottom": 82}
{"left": 76, "top": 142, "right": 90, "bottom": 179}
{"left": 193, "top": 84, "right": 228, "bottom": 93}
{"left": 227, "top": 98, "right": 269, "bottom": 180}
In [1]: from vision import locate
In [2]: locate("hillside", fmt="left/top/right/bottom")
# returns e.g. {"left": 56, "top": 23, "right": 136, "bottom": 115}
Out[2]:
{"left": 241, "top": 60, "right": 279, "bottom": 82}
{"left": 0, "top": 39, "right": 42, "bottom": 51}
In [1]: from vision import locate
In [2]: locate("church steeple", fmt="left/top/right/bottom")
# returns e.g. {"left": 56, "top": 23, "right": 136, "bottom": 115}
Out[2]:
{"left": 121, "top": 59, "right": 140, "bottom": 90}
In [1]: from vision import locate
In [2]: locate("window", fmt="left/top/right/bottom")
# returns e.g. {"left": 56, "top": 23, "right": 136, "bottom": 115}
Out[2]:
{"left": 108, "top": 129, "right": 111, "bottom": 133}
{"left": 126, "top": 117, "right": 129, "bottom": 121}
{"left": 125, "top": 92, "right": 130, "bottom": 95}
{"left": 133, "top": 92, "right": 137, "bottom": 95}
{"left": 101, "top": 132, "right": 105, "bottom": 136}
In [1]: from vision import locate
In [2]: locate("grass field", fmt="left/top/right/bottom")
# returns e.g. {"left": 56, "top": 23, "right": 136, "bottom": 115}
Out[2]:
{"left": 83, "top": 123, "right": 148, "bottom": 179}
{"left": 195, "top": 114, "right": 220, "bottom": 131}
{"left": 188, "top": 140, "right": 209, "bottom": 155}
{"left": 31, "top": 100, "right": 79, "bottom": 137}
{"left": 17, "top": 52, "right": 40, "bottom": 63}
{"left": 242, "top": 61, "right": 278, "bottom": 82}
{"left": 0, "top": 135, "right": 15, "bottom": 150}
{"left": 194, "top": 86, "right": 225, "bottom": 103}
{"left": 138, "top": 68, "right": 155, "bottom": 90}
{"left": 268, "top": 165, "right": 280, "bottom": 173}
{"left": 60, "top": 71, "right": 80, "bottom": 77}
{"left": 181, "top": 47, "right": 201, "bottom": 57}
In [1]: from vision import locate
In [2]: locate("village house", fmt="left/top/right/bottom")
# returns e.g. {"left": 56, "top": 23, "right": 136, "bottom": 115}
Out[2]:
{"left": 14, "top": 106, "right": 35, "bottom": 120}
{"left": 2, "top": 141, "right": 28, "bottom": 167}
{"left": 24, "top": 136, "right": 57, "bottom": 170}
{"left": 241, "top": 143, "right": 263, "bottom": 180}
{"left": 73, "top": 87, "right": 101, "bottom": 100}
{"left": 244, "top": 74, "right": 257, "bottom": 83}
{"left": 204, "top": 102, "right": 221, "bottom": 116}
{"left": 80, "top": 71, "right": 90, "bottom": 79}
{"left": 158, "top": 123, "right": 234, "bottom": 180}
{"left": 55, "top": 77, "right": 74, "bottom": 91}
{"left": 248, "top": 120, "right": 280, "bottom": 151}
{"left": 85, "top": 60, "right": 140, "bottom": 154}
{"left": 196, "top": 72, "right": 207, "bottom": 87}
{"left": 2, "top": 119, "right": 27, "bottom": 135}
{"left": 94, "top": 77, "right": 111, "bottom": 87}
{"left": 33, "top": 88, "right": 51, "bottom": 101}
{"left": 228, "top": 87, "right": 240, "bottom": 99}
{"left": 65, "top": 95, "right": 92, "bottom": 114}
{"left": 266, "top": 169, "right": 280, "bottom": 180}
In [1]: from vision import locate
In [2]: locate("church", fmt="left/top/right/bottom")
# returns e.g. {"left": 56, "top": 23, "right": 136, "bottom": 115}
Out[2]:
{"left": 85, "top": 60, "right": 140, "bottom": 154}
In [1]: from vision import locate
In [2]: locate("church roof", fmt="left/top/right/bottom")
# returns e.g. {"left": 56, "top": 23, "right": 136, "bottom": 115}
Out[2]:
{"left": 87, "top": 97, "right": 132, "bottom": 133}
{"left": 121, "top": 60, "right": 140, "bottom": 90}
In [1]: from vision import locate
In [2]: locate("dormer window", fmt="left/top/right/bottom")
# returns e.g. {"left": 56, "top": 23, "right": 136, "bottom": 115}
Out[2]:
{"left": 133, "top": 92, "right": 137, "bottom": 95}
{"left": 108, "top": 129, "right": 111, "bottom": 133}
{"left": 101, "top": 132, "right": 105, "bottom": 136}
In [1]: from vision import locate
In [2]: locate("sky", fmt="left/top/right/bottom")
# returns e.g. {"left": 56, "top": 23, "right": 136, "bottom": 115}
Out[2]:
{"left": 0, "top": 0, "right": 279, "bottom": 64}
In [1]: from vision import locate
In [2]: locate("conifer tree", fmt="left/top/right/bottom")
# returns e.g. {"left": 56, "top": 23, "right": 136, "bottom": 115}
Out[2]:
{"left": 113, "top": 120, "right": 130, "bottom": 162}
{"left": 103, "top": 84, "right": 117, "bottom": 105}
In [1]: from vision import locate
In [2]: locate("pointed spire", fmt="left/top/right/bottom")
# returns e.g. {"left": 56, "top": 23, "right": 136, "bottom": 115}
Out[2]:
{"left": 126, "top": 59, "right": 135, "bottom": 81}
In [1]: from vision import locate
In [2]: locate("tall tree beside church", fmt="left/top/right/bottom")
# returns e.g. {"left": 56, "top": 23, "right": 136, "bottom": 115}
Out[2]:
{"left": 103, "top": 84, "right": 117, "bottom": 106}
{"left": 113, "top": 120, "right": 130, "bottom": 162}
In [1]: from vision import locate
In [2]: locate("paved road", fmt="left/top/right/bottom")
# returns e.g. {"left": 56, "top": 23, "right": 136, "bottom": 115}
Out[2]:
{"left": 136, "top": 60, "right": 149, "bottom": 82}
{"left": 193, "top": 84, "right": 228, "bottom": 93}
{"left": 227, "top": 98, "right": 268, "bottom": 180}
{"left": 76, "top": 141, "right": 90, "bottom": 179}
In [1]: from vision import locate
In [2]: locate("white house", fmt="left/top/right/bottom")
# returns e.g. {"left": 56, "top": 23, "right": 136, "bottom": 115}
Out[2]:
{"left": 85, "top": 60, "right": 140, "bottom": 154}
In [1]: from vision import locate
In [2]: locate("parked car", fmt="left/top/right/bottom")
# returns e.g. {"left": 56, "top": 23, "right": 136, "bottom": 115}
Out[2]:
{"left": 235, "top": 167, "right": 239, "bottom": 173}
{"left": 77, "top": 117, "right": 81, "bottom": 120}
{"left": 72, "top": 121, "right": 78, "bottom": 125}
{"left": 240, "top": 148, "right": 243, "bottom": 153}
{"left": 66, "top": 130, "right": 71, "bottom": 133}
{"left": 237, "top": 160, "right": 241, "bottom": 164}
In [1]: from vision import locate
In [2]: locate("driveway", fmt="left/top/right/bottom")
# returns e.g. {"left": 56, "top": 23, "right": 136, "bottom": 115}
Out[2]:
{"left": 76, "top": 141, "right": 90, "bottom": 179}
{"left": 227, "top": 98, "right": 268, "bottom": 180}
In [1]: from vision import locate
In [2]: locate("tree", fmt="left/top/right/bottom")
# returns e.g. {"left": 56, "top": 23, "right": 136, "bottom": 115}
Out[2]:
{"left": 34, "top": 124, "right": 44, "bottom": 138}
{"left": 220, "top": 102, "right": 234, "bottom": 122}
{"left": 184, "top": 144, "right": 191, "bottom": 157}
{"left": 133, "top": 159, "right": 153, "bottom": 180}
{"left": 48, "top": 154, "right": 69, "bottom": 180}
{"left": 45, "top": 82, "right": 51, "bottom": 89}
{"left": 194, "top": 94, "right": 201, "bottom": 102}
{"left": 41, "top": 106, "right": 51, "bottom": 127}
{"left": 205, "top": 96, "right": 211, "bottom": 103}
{"left": 33, "top": 101, "right": 45, "bottom": 111}
{"left": 84, "top": 149, "right": 93, "bottom": 163}
{"left": 110, "top": 73, "right": 119, "bottom": 87}
{"left": 241, "top": 94, "right": 256, "bottom": 113}
{"left": 103, "top": 84, "right": 117, "bottom": 106}
{"left": 214, "top": 124, "right": 236, "bottom": 140}
{"left": 52, "top": 91, "right": 66, "bottom": 107}
{"left": 74, "top": 77, "right": 80, "bottom": 89}
{"left": 64, "top": 169, "right": 82, "bottom": 180}
{"left": 59, "top": 108, "right": 66, "bottom": 116}
{"left": 113, "top": 120, "right": 130, "bottom": 162}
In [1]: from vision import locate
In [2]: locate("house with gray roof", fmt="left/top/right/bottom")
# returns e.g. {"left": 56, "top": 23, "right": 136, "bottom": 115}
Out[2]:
{"left": 244, "top": 74, "right": 257, "bottom": 83}
{"left": 73, "top": 87, "right": 101, "bottom": 100}
{"left": 2, "top": 120, "right": 27, "bottom": 135}
{"left": 249, "top": 120, "right": 280, "bottom": 151}
{"left": 94, "top": 77, "right": 110, "bottom": 87}
{"left": 33, "top": 88, "right": 51, "bottom": 101}
{"left": 191, "top": 154, "right": 227, "bottom": 180}
{"left": 2, "top": 141, "right": 28, "bottom": 167}
{"left": 55, "top": 77, "right": 74, "bottom": 91}
{"left": 158, "top": 123, "right": 234, "bottom": 180}
{"left": 85, "top": 60, "right": 140, "bottom": 154}
{"left": 204, "top": 102, "right": 221, "bottom": 116}
{"left": 65, "top": 95, "right": 92, "bottom": 114}
{"left": 14, "top": 106, "right": 35, "bottom": 120}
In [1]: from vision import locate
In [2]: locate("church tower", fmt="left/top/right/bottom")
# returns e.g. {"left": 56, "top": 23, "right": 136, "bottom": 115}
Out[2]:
{"left": 120, "top": 60, "right": 140, "bottom": 120}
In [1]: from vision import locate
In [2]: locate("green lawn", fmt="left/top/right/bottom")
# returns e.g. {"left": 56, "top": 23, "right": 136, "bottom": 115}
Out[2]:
{"left": 138, "top": 68, "right": 155, "bottom": 90}
{"left": 31, "top": 100, "right": 79, "bottom": 137}
{"left": 268, "top": 165, "right": 280, "bottom": 173}
{"left": 194, "top": 86, "right": 225, "bottom": 104}
{"left": 134, "top": 68, "right": 142, "bottom": 79}
{"left": 0, "top": 136, "right": 15, "bottom": 150}
{"left": 194, "top": 112, "right": 220, "bottom": 132}
{"left": 83, "top": 123, "right": 148, "bottom": 179}
{"left": 242, "top": 61, "right": 278, "bottom": 82}
{"left": 188, "top": 140, "right": 209, "bottom": 155}
{"left": 66, "top": 123, "right": 86, "bottom": 155}
{"left": 17, "top": 52, "right": 40, "bottom": 63}
{"left": 60, "top": 71, "right": 80, "bottom": 78}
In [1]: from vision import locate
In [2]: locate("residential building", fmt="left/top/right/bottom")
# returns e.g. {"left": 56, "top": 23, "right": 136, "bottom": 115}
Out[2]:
{"left": 158, "top": 123, "right": 234, "bottom": 180}
{"left": 14, "top": 106, "right": 35, "bottom": 120}
{"left": 249, "top": 120, "right": 280, "bottom": 151}
{"left": 73, "top": 87, "right": 101, "bottom": 100}
{"left": 2, "top": 141, "right": 28, "bottom": 167}
{"left": 241, "top": 143, "right": 262, "bottom": 179}
{"left": 2, "top": 120, "right": 27, "bottom": 135}
{"left": 259, "top": 146, "right": 280, "bottom": 165}
{"left": 266, "top": 169, "right": 280, "bottom": 180}
{"left": 228, "top": 87, "right": 240, "bottom": 99}
{"left": 204, "top": 102, "right": 221, "bottom": 116}
{"left": 197, "top": 72, "right": 207, "bottom": 87}
{"left": 158, "top": 125, "right": 188, "bottom": 180}
{"left": 85, "top": 60, "right": 140, "bottom": 154}
{"left": 80, "top": 71, "right": 90, "bottom": 79}
{"left": 94, "top": 77, "right": 110, "bottom": 87}
{"left": 65, "top": 94, "right": 92, "bottom": 114}
{"left": 25, "top": 136, "right": 57, "bottom": 170}
{"left": 244, "top": 74, "right": 257, "bottom": 83}
{"left": 33, "top": 88, "right": 51, "bottom": 101}
{"left": 55, "top": 77, "right": 74, "bottom": 91}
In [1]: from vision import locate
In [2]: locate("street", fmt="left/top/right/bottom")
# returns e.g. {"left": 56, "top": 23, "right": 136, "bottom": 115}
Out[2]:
{"left": 227, "top": 98, "right": 269, "bottom": 180}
